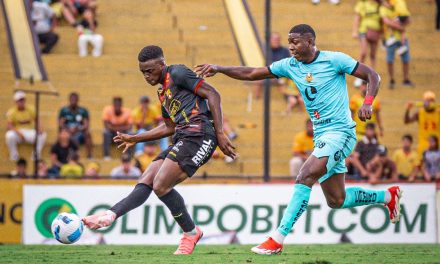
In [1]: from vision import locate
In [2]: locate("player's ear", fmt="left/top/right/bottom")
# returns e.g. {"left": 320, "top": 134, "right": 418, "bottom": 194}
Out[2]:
{"left": 307, "top": 37, "right": 314, "bottom": 47}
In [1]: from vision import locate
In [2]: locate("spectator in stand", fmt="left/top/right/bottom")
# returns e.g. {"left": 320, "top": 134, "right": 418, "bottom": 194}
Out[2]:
{"left": 5, "top": 91, "right": 47, "bottom": 161}
{"left": 42, "top": 0, "right": 64, "bottom": 21}
{"left": 132, "top": 96, "right": 161, "bottom": 156}
{"left": 366, "top": 145, "right": 398, "bottom": 184}
{"left": 289, "top": 120, "right": 314, "bottom": 178}
{"left": 61, "top": 0, "right": 97, "bottom": 30}
{"left": 352, "top": 0, "right": 381, "bottom": 87}
{"left": 59, "top": 92, "right": 93, "bottom": 158}
{"left": 31, "top": 0, "right": 59, "bottom": 54}
{"left": 422, "top": 135, "right": 440, "bottom": 181}
{"left": 350, "top": 80, "right": 383, "bottom": 139}
{"left": 50, "top": 128, "right": 78, "bottom": 175}
{"left": 135, "top": 142, "right": 158, "bottom": 172}
{"left": 392, "top": 134, "right": 420, "bottom": 181}
{"left": 110, "top": 153, "right": 141, "bottom": 178}
{"left": 380, "top": 0, "right": 413, "bottom": 88}
{"left": 37, "top": 159, "right": 49, "bottom": 178}
{"left": 102, "top": 97, "right": 133, "bottom": 160}
{"left": 77, "top": 17, "right": 103, "bottom": 57}
{"left": 84, "top": 161, "right": 100, "bottom": 179}
{"left": 348, "top": 123, "right": 379, "bottom": 179}
{"left": 404, "top": 91, "right": 440, "bottom": 155}
{"left": 10, "top": 158, "right": 28, "bottom": 179}
{"left": 60, "top": 152, "right": 84, "bottom": 178}
{"left": 253, "top": 32, "right": 291, "bottom": 99}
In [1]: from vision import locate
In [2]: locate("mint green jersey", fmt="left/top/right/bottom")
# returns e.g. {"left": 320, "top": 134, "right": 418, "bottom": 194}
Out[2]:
{"left": 269, "top": 51, "right": 358, "bottom": 137}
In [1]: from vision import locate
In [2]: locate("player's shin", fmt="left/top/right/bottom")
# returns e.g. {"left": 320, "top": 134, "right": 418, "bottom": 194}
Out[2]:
{"left": 341, "top": 187, "right": 385, "bottom": 208}
{"left": 276, "top": 184, "right": 312, "bottom": 239}
{"left": 158, "top": 189, "right": 196, "bottom": 234}
{"left": 110, "top": 183, "right": 153, "bottom": 217}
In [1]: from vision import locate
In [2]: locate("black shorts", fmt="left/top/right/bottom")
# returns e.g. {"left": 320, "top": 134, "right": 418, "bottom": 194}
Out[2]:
{"left": 153, "top": 132, "right": 217, "bottom": 177}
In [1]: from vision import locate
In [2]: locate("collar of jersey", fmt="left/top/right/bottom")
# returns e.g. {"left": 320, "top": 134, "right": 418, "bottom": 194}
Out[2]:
{"left": 302, "top": 50, "right": 320, "bottom": 65}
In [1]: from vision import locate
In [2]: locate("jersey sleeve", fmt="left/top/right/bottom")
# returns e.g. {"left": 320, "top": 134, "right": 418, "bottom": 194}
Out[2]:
{"left": 292, "top": 133, "right": 305, "bottom": 153}
{"left": 58, "top": 107, "right": 66, "bottom": 119}
{"left": 379, "top": 6, "right": 389, "bottom": 18}
{"left": 332, "top": 52, "right": 359, "bottom": 75}
{"left": 349, "top": 96, "right": 357, "bottom": 111}
{"left": 268, "top": 58, "right": 290, "bottom": 78}
{"left": 161, "top": 105, "right": 171, "bottom": 119}
{"left": 354, "top": 1, "right": 362, "bottom": 14}
{"left": 82, "top": 108, "right": 90, "bottom": 119}
{"left": 171, "top": 65, "right": 204, "bottom": 94}
{"left": 6, "top": 108, "right": 14, "bottom": 123}
{"left": 102, "top": 106, "right": 110, "bottom": 121}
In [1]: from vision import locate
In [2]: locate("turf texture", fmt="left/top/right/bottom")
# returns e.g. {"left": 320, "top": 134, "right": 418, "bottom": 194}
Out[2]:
{"left": 0, "top": 244, "right": 439, "bottom": 263}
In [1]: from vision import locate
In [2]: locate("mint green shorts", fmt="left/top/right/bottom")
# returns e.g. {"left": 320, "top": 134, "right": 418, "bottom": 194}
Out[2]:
{"left": 312, "top": 130, "right": 357, "bottom": 183}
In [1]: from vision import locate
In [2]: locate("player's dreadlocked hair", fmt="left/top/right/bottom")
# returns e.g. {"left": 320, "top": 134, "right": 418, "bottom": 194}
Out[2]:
{"left": 289, "top": 24, "right": 316, "bottom": 39}
{"left": 138, "top": 45, "right": 164, "bottom": 62}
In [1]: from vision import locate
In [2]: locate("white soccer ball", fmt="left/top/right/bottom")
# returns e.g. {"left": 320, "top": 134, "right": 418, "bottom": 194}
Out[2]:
{"left": 51, "top": 212, "right": 84, "bottom": 244}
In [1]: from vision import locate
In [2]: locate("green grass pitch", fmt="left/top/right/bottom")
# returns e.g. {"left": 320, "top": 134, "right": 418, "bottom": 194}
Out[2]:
{"left": 1, "top": 244, "right": 439, "bottom": 263}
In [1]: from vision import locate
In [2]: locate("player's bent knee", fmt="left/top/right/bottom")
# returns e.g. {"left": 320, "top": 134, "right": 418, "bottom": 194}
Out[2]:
{"left": 295, "top": 173, "right": 316, "bottom": 187}
{"left": 295, "top": 167, "right": 321, "bottom": 186}
{"left": 153, "top": 185, "right": 172, "bottom": 197}
{"left": 138, "top": 174, "right": 153, "bottom": 187}
{"left": 326, "top": 197, "right": 345, "bottom": 209}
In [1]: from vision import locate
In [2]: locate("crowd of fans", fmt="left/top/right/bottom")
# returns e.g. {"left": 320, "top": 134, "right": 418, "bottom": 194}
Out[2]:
{"left": 31, "top": 0, "right": 103, "bottom": 57}
{"left": 5, "top": 91, "right": 239, "bottom": 178}
{"left": 5, "top": 0, "right": 439, "bottom": 182}
{"left": 289, "top": 89, "right": 440, "bottom": 183}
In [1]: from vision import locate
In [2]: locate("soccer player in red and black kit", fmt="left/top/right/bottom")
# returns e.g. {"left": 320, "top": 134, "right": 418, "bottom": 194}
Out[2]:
{"left": 83, "top": 45, "right": 236, "bottom": 254}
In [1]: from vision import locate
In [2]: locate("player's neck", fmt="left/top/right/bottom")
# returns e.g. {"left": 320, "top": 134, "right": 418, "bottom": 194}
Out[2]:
{"left": 159, "top": 66, "right": 168, "bottom": 85}
{"left": 302, "top": 48, "right": 319, "bottom": 64}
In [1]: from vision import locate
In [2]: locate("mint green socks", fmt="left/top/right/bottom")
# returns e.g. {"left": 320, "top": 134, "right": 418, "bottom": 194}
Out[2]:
{"left": 276, "top": 185, "right": 386, "bottom": 238}
{"left": 342, "top": 187, "right": 385, "bottom": 208}
{"left": 277, "top": 184, "right": 311, "bottom": 236}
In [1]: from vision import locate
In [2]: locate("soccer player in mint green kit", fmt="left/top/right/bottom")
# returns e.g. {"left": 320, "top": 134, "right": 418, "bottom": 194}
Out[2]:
{"left": 195, "top": 24, "right": 402, "bottom": 255}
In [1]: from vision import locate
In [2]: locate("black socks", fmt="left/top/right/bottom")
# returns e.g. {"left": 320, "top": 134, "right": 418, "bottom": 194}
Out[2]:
{"left": 110, "top": 183, "right": 152, "bottom": 217}
{"left": 158, "top": 189, "right": 195, "bottom": 233}
{"left": 109, "top": 184, "right": 195, "bottom": 233}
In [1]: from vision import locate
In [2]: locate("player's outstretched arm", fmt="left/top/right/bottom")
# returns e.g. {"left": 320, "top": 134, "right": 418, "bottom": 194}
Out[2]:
{"left": 196, "top": 81, "right": 237, "bottom": 159}
{"left": 351, "top": 63, "right": 381, "bottom": 122}
{"left": 113, "top": 120, "right": 175, "bottom": 153}
{"left": 194, "top": 64, "right": 275, "bottom": 81}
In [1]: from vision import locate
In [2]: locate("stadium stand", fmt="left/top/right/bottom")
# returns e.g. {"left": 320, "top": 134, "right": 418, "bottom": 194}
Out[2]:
{"left": 0, "top": 0, "right": 438, "bottom": 178}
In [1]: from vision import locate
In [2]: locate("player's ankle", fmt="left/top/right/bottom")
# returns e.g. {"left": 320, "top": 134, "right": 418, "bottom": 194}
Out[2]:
{"left": 384, "top": 191, "right": 392, "bottom": 204}
{"left": 184, "top": 227, "right": 198, "bottom": 236}
{"left": 271, "top": 230, "right": 286, "bottom": 245}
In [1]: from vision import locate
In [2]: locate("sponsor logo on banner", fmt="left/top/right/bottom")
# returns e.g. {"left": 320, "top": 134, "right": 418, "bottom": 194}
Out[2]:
{"left": 0, "top": 180, "right": 23, "bottom": 243}
{"left": 23, "top": 184, "right": 437, "bottom": 245}
{"left": 34, "top": 198, "right": 77, "bottom": 238}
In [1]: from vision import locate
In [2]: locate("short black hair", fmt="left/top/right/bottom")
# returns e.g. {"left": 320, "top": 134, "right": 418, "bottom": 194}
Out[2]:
{"left": 289, "top": 24, "right": 316, "bottom": 39}
{"left": 69, "top": 92, "right": 78, "bottom": 98}
{"left": 113, "top": 96, "right": 122, "bottom": 104}
{"left": 366, "top": 123, "right": 376, "bottom": 130}
{"left": 138, "top": 45, "right": 164, "bottom": 62}
{"left": 402, "top": 134, "right": 413, "bottom": 143}
{"left": 17, "top": 158, "right": 27, "bottom": 167}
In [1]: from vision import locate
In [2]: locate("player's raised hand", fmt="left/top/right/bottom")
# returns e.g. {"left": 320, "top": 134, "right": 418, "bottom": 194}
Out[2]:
{"left": 113, "top": 131, "right": 136, "bottom": 153}
{"left": 358, "top": 104, "right": 373, "bottom": 122}
{"left": 216, "top": 132, "right": 237, "bottom": 160}
{"left": 194, "top": 64, "right": 219, "bottom": 78}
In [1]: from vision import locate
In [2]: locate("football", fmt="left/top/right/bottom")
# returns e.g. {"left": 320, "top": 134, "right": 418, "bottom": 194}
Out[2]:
{"left": 51, "top": 212, "right": 84, "bottom": 244}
